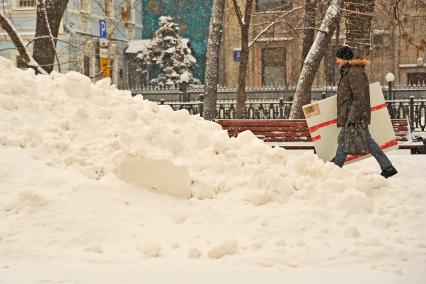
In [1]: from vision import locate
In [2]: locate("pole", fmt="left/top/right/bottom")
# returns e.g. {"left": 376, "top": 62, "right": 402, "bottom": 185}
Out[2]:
{"left": 199, "top": 94, "right": 204, "bottom": 117}
{"left": 388, "top": 81, "right": 393, "bottom": 118}
{"left": 409, "top": 96, "right": 415, "bottom": 130}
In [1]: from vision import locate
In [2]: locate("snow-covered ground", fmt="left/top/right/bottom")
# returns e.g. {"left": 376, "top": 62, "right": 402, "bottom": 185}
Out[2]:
{"left": 0, "top": 57, "right": 425, "bottom": 283}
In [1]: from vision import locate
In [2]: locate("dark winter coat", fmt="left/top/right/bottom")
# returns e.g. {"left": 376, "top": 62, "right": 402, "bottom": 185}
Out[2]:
{"left": 336, "top": 59, "right": 371, "bottom": 127}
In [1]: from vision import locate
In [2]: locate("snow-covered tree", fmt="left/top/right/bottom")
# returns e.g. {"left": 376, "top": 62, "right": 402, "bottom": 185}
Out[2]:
{"left": 203, "top": 0, "right": 225, "bottom": 121}
{"left": 139, "top": 16, "right": 197, "bottom": 89}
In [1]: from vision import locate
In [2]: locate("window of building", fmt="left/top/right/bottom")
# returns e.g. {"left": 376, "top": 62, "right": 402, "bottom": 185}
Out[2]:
{"left": 372, "top": 30, "right": 384, "bottom": 47}
{"left": 256, "top": 0, "right": 292, "bottom": 12}
{"left": 110, "top": 58, "right": 114, "bottom": 81}
{"left": 84, "top": 55, "right": 90, "bottom": 76}
{"left": 80, "top": 0, "right": 91, "bottom": 13}
{"left": 407, "top": 72, "right": 426, "bottom": 86}
{"left": 262, "top": 47, "right": 286, "bottom": 86}
{"left": 95, "top": 45, "right": 100, "bottom": 74}
{"left": 105, "top": 0, "right": 114, "bottom": 17}
{"left": 121, "top": 0, "right": 135, "bottom": 27}
{"left": 17, "top": 0, "right": 36, "bottom": 8}
{"left": 126, "top": 0, "right": 135, "bottom": 22}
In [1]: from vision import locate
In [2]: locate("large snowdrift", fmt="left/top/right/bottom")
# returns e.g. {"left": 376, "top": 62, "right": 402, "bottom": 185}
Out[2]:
{"left": 0, "top": 57, "right": 386, "bottom": 203}
{"left": 0, "top": 57, "right": 425, "bottom": 280}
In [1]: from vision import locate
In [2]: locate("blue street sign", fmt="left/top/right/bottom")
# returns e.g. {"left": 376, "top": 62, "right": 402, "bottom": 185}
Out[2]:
{"left": 233, "top": 49, "right": 241, "bottom": 61}
{"left": 99, "top": 20, "right": 107, "bottom": 38}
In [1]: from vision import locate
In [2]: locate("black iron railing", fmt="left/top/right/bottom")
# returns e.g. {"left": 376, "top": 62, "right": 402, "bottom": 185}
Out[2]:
{"left": 387, "top": 97, "right": 426, "bottom": 131}
{"left": 126, "top": 85, "right": 426, "bottom": 102}
{"left": 158, "top": 96, "right": 426, "bottom": 131}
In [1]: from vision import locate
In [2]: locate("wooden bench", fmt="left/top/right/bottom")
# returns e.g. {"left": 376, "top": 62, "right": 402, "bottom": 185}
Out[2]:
{"left": 216, "top": 118, "right": 425, "bottom": 154}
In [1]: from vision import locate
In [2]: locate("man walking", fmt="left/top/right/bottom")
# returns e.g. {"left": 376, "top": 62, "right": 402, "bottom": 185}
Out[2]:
{"left": 333, "top": 45, "right": 398, "bottom": 178}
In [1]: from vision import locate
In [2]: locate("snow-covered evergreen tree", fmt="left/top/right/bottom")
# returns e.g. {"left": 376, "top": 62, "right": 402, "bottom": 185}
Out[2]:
{"left": 138, "top": 16, "right": 198, "bottom": 88}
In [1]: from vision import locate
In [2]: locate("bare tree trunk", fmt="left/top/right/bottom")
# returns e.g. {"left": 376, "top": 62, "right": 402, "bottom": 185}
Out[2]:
{"left": 301, "top": 0, "right": 317, "bottom": 68}
{"left": 203, "top": 0, "right": 225, "bottom": 121}
{"left": 232, "top": 0, "right": 254, "bottom": 119}
{"left": 236, "top": 24, "right": 250, "bottom": 119}
{"left": 0, "top": 11, "right": 47, "bottom": 75}
{"left": 33, "top": 0, "right": 69, "bottom": 74}
{"left": 290, "top": 0, "right": 343, "bottom": 119}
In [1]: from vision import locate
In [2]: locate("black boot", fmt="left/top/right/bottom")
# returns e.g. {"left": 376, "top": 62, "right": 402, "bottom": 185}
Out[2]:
{"left": 381, "top": 165, "right": 398, "bottom": 178}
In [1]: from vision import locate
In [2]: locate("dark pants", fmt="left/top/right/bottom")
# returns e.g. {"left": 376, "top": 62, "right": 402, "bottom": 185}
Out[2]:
{"left": 333, "top": 125, "right": 393, "bottom": 170}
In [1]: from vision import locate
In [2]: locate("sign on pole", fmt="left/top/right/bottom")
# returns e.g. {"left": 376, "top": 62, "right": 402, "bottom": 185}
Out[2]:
{"left": 99, "top": 20, "right": 107, "bottom": 38}
{"left": 100, "top": 58, "right": 110, "bottom": 77}
{"left": 233, "top": 49, "right": 241, "bottom": 61}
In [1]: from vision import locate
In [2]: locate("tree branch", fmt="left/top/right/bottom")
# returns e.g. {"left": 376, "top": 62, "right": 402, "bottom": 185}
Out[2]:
{"left": 231, "top": 0, "right": 244, "bottom": 26}
{"left": 249, "top": 5, "right": 303, "bottom": 47}
{"left": 0, "top": 10, "right": 47, "bottom": 75}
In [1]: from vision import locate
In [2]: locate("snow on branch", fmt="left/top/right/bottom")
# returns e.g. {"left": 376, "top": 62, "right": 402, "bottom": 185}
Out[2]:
{"left": 249, "top": 5, "right": 303, "bottom": 47}
{"left": 0, "top": 11, "right": 47, "bottom": 75}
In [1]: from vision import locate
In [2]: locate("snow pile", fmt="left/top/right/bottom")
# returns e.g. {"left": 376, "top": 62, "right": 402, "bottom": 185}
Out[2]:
{"left": 0, "top": 57, "right": 425, "bottom": 277}
{"left": 0, "top": 56, "right": 365, "bottom": 203}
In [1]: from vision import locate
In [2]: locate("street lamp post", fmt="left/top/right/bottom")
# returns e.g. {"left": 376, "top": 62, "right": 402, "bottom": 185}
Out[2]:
{"left": 385, "top": 72, "right": 395, "bottom": 100}
{"left": 385, "top": 72, "right": 395, "bottom": 118}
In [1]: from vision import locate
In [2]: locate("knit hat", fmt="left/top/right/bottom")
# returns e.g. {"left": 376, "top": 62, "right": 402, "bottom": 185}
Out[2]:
{"left": 336, "top": 46, "right": 354, "bottom": 60}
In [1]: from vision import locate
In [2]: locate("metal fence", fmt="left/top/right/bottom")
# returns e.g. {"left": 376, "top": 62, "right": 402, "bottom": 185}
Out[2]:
{"left": 128, "top": 85, "right": 426, "bottom": 101}
{"left": 158, "top": 96, "right": 426, "bottom": 132}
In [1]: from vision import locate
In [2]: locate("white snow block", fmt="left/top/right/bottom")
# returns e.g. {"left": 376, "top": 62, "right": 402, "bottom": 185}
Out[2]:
{"left": 116, "top": 157, "right": 192, "bottom": 199}
{"left": 303, "top": 82, "right": 398, "bottom": 164}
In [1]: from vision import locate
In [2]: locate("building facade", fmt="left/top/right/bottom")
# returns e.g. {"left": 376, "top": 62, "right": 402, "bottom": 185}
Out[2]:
{"left": 0, "top": 0, "right": 143, "bottom": 87}
{"left": 220, "top": 0, "right": 306, "bottom": 88}
{"left": 219, "top": 0, "right": 426, "bottom": 88}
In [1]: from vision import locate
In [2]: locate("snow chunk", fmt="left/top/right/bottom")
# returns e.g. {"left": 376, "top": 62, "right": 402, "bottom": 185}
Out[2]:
{"left": 116, "top": 157, "right": 192, "bottom": 199}
{"left": 136, "top": 243, "right": 162, "bottom": 258}
{"left": 207, "top": 240, "right": 239, "bottom": 259}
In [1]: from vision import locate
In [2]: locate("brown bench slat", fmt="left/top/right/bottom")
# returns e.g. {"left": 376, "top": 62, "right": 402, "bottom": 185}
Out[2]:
{"left": 252, "top": 132, "right": 311, "bottom": 137}
{"left": 227, "top": 131, "right": 310, "bottom": 136}
{"left": 216, "top": 120, "right": 308, "bottom": 127}
{"left": 223, "top": 126, "right": 312, "bottom": 132}
{"left": 216, "top": 118, "right": 423, "bottom": 154}
{"left": 263, "top": 138, "right": 311, "bottom": 142}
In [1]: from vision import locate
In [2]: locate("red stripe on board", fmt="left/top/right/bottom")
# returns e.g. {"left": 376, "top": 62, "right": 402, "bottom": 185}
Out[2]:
{"left": 308, "top": 103, "right": 388, "bottom": 133}
{"left": 312, "top": 135, "right": 321, "bottom": 141}
{"left": 308, "top": 119, "right": 337, "bottom": 133}
{"left": 370, "top": 103, "right": 387, "bottom": 112}
{"left": 345, "top": 139, "right": 398, "bottom": 162}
